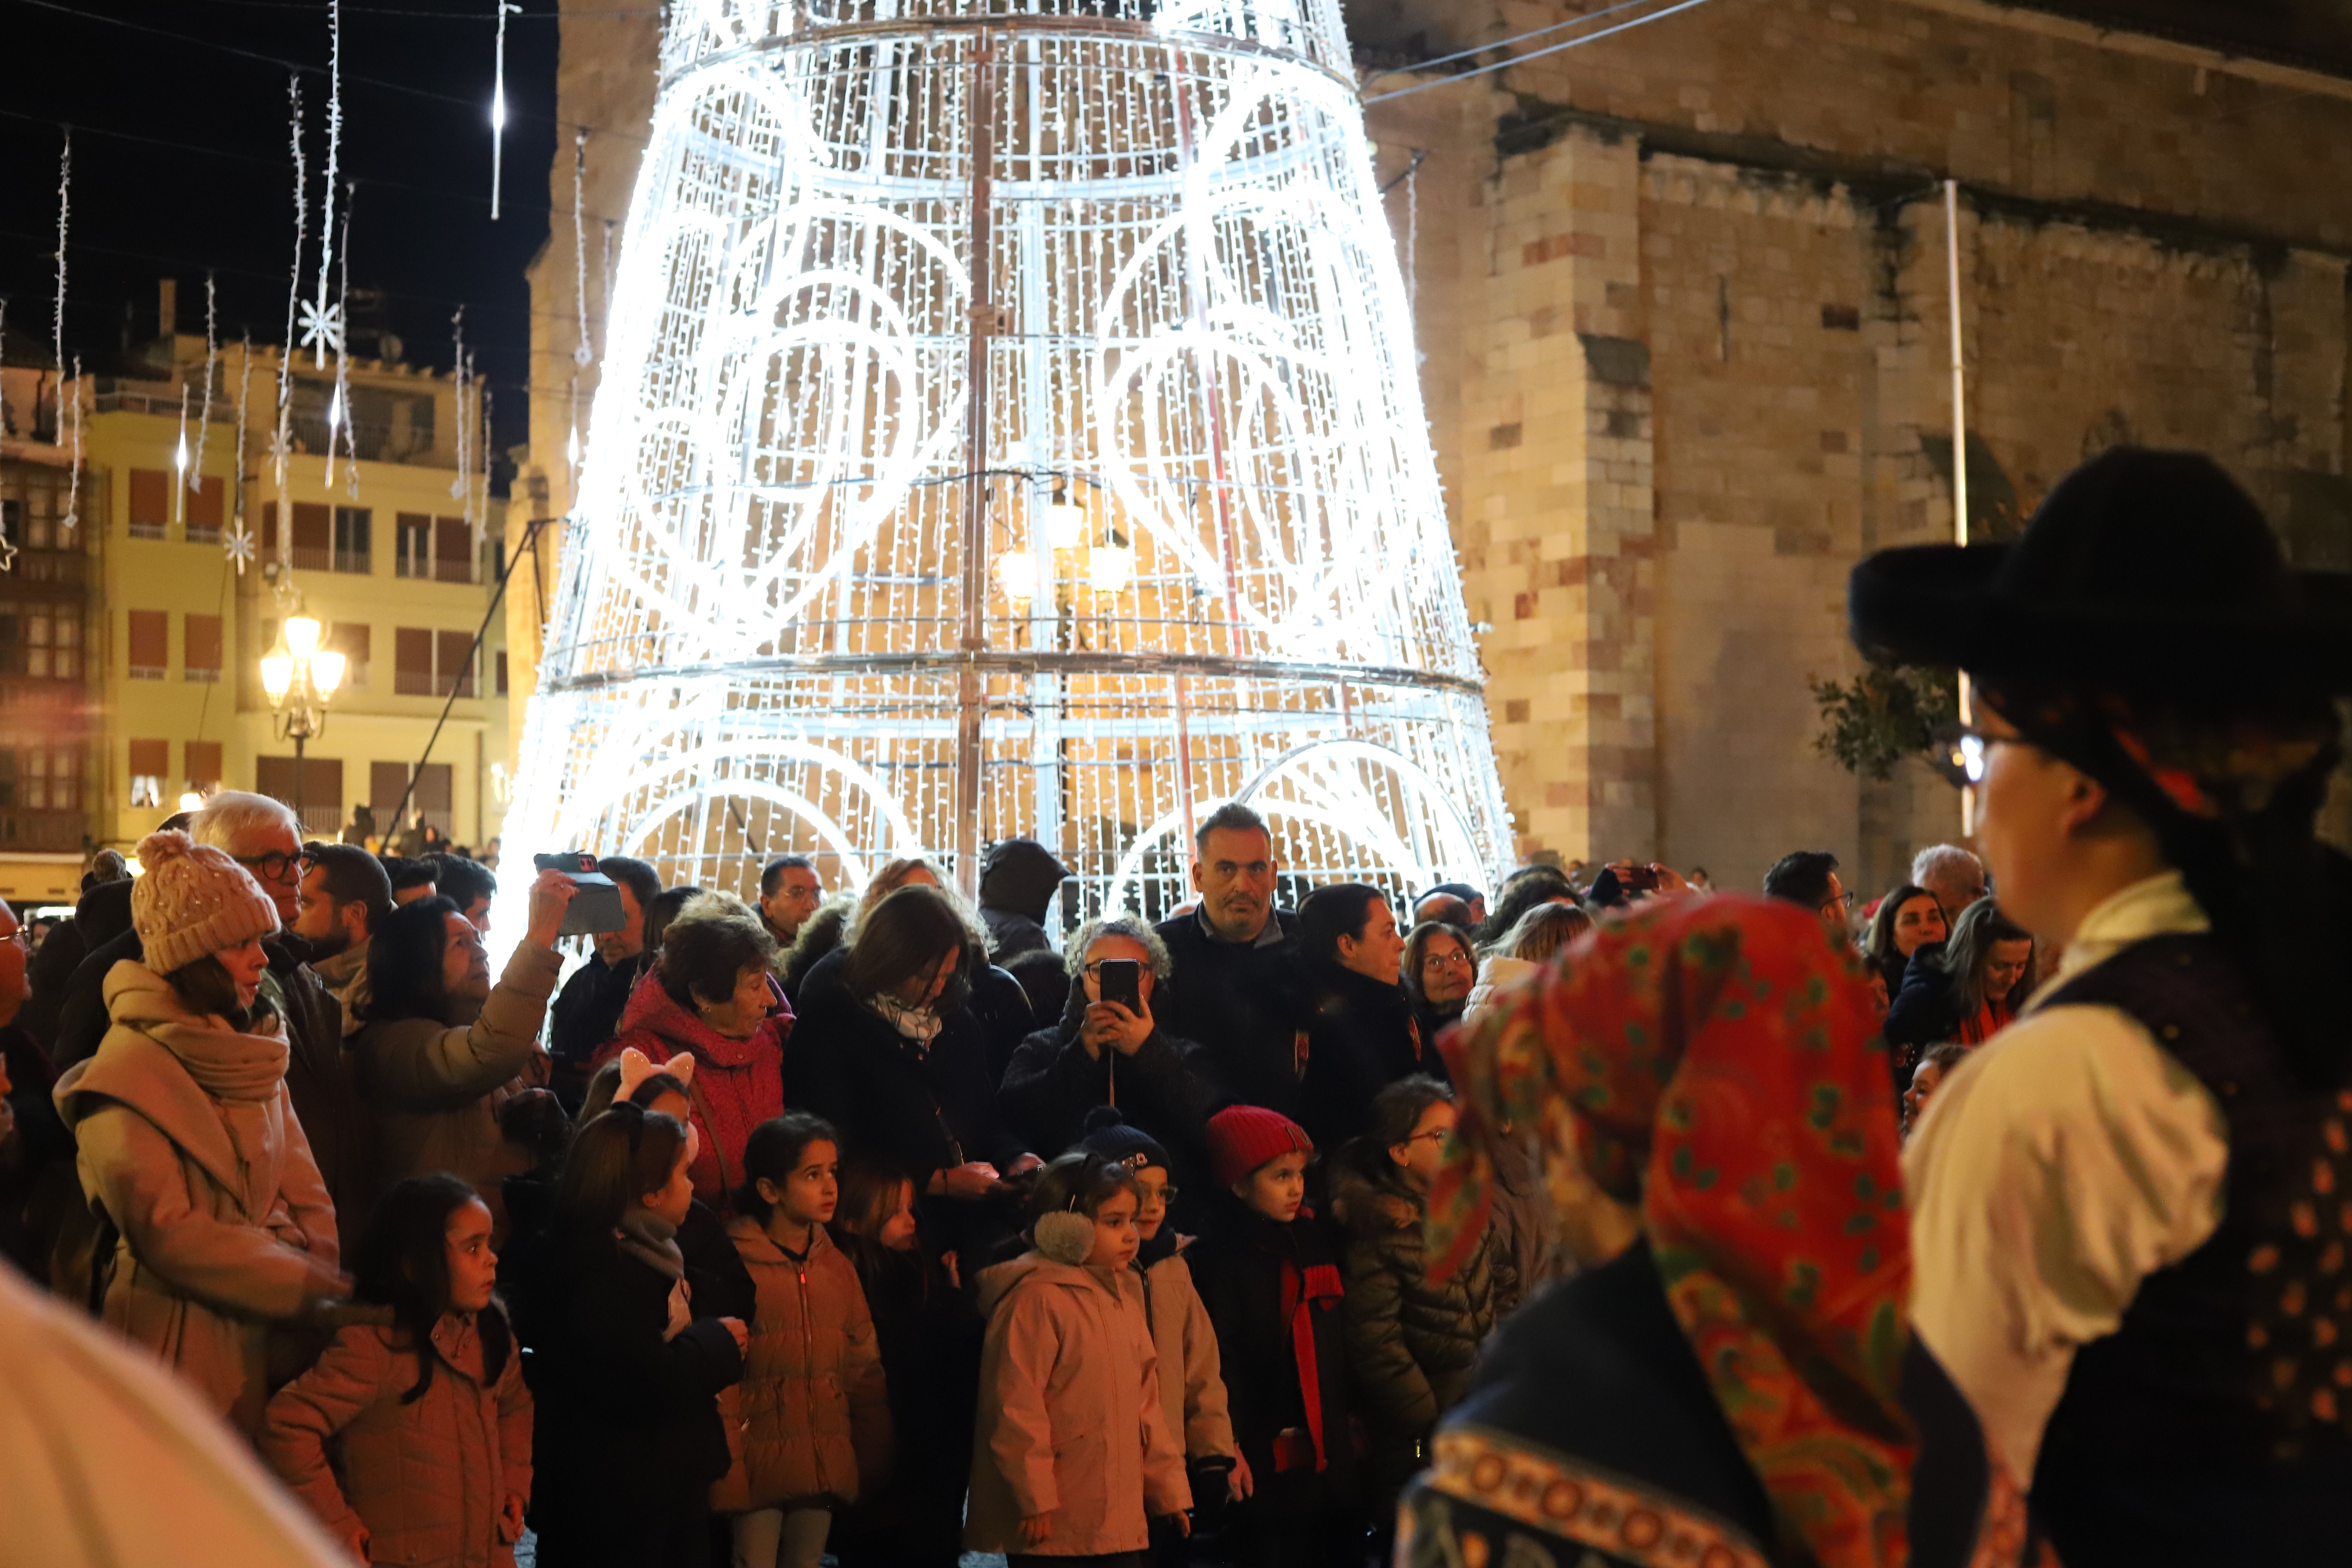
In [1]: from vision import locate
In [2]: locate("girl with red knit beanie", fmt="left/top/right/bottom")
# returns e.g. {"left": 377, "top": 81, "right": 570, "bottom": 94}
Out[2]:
{"left": 1185, "top": 1106, "right": 1361, "bottom": 1566}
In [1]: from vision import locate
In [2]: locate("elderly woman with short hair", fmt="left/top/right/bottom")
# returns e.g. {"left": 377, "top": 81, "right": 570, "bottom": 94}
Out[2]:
{"left": 996, "top": 917, "right": 1219, "bottom": 1203}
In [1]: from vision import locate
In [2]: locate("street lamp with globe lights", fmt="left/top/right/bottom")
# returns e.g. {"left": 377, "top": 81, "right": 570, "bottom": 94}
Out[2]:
{"left": 260, "top": 613, "right": 345, "bottom": 830}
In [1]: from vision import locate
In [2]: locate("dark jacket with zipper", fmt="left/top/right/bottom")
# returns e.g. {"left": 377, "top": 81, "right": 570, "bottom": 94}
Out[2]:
{"left": 1329, "top": 1158, "right": 1515, "bottom": 1493}
{"left": 1153, "top": 908, "right": 1303, "bottom": 1120}
{"left": 997, "top": 987, "right": 1218, "bottom": 1197}
{"left": 1297, "top": 958, "right": 1424, "bottom": 1152}
{"left": 1186, "top": 1198, "right": 1358, "bottom": 1514}
{"left": 518, "top": 1225, "right": 745, "bottom": 1568}
{"left": 785, "top": 979, "right": 1029, "bottom": 1259}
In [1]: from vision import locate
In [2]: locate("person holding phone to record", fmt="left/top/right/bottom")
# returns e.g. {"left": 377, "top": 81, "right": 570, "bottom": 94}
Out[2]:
{"left": 998, "top": 917, "right": 1220, "bottom": 1227}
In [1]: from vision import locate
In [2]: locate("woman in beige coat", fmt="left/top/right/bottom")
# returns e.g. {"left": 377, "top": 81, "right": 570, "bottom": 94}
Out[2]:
{"left": 52, "top": 831, "right": 346, "bottom": 1435}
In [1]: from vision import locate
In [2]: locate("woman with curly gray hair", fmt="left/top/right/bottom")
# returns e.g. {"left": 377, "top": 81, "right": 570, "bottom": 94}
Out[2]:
{"left": 997, "top": 914, "right": 1219, "bottom": 1218}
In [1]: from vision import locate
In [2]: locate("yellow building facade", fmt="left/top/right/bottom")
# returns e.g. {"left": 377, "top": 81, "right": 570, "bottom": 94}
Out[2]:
{"left": 0, "top": 307, "right": 510, "bottom": 899}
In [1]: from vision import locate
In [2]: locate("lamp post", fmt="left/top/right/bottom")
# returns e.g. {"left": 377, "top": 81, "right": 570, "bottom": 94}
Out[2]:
{"left": 260, "top": 613, "right": 345, "bottom": 831}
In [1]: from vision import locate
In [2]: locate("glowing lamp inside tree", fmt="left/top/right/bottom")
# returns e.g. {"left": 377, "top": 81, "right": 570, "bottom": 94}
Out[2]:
{"left": 499, "top": 0, "right": 1513, "bottom": 923}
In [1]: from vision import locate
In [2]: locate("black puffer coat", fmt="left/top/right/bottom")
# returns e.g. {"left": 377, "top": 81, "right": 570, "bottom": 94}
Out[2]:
{"left": 1329, "top": 1159, "right": 1516, "bottom": 1496}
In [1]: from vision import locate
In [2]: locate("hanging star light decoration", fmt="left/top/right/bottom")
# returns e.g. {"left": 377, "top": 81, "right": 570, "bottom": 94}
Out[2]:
{"left": 224, "top": 522, "right": 257, "bottom": 574}
{"left": 298, "top": 296, "right": 346, "bottom": 360}
{"left": 0, "top": 529, "right": 16, "bottom": 575}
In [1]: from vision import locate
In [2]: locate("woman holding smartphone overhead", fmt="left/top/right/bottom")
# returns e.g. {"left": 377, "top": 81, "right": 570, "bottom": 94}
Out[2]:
{"left": 997, "top": 917, "right": 1220, "bottom": 1223}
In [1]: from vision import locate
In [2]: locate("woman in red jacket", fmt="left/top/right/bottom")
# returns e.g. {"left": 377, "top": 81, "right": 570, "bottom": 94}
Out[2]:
{"left": 599, "top": 893, "right": 790, "bottom": 1215}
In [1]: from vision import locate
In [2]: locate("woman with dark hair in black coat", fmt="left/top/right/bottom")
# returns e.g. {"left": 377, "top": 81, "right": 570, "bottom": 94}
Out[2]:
{"left": 1294, "top": 884, "right": 1421, "bottom": 1151}
{"left": 783, "top": 886, "right": 1040, "bottom": 1263}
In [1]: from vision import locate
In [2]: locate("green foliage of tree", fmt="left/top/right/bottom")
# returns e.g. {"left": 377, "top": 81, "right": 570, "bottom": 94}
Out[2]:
{"left": 1809, "top": 666, "right": 1958, "bottom": 780}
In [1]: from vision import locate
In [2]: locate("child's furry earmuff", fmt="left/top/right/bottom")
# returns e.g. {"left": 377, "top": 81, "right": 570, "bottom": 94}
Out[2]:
{"left": 1033, "top": 1208, "right": 1095, "bottom": 1265}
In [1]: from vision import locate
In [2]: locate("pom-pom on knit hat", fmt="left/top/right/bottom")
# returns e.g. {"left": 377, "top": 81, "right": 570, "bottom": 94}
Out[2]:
{"left": 132, "top": 830, "right": 280, "bottom": 977}
{"left": 1204, "top": 1104, "right": 1313, "bottom": 1191}
{"left": 1076, "top": 1105, "right": 1168, "bottom": 1173}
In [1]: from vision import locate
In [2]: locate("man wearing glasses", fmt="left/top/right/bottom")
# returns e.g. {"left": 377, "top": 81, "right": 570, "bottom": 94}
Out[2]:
{"left": 1852, "top": 449, "right": 2352, "bottom": 1561}
{"left": 50, "top": 793, "right": 368, "bottom": 1254}
{"left": 1761, "top": 849, "right": 1853, "bottom": 949}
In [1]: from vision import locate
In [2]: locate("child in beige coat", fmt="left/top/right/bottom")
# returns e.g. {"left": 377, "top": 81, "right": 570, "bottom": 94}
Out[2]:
{"left": 966, "top": 1153, "right": 1191, "bottom": 1563}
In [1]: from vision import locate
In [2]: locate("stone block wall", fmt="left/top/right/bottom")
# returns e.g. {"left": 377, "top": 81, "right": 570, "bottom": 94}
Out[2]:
{"left": 1368, "top": 0, "right": 2352, "bottom": 894}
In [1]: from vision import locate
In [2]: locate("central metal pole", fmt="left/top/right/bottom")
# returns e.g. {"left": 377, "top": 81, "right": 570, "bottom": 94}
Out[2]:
{"left": 954, "top": 32, "right": 999, "bottom": 900}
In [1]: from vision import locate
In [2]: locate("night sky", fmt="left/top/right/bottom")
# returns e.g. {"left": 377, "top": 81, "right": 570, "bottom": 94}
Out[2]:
{"left": 0, "top": 0, "right": 568, "bottom": 459}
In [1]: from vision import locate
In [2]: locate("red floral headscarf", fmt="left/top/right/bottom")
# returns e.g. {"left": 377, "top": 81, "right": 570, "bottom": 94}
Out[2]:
{"left": 1429, "top": 895, "right": 1913, "bottom": 1568}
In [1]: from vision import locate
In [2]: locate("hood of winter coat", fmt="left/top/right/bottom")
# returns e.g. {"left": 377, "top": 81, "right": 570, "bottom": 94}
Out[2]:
{"left": 975, "top": 1249, "right": 1131, "bottom": 1317}
{"left": 1328, "top": 1158, "right": 1424, "bottom": 1240}
{"left": 977, "top": 841, "right": 1069, "bottom": 925}
{"left": 616, "top": 966, "right": 789, "bottom": 1070}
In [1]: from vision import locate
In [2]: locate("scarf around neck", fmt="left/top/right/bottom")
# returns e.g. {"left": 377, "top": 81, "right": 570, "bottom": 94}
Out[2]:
{"left": 1429, "top": 895, "right": 1913, "bottom": 1568}
{"left": 615, "top": 1205, "right": 685, "bottom": 1281}
{"left": 108, "top": 962, "right": 289, "bottom": 1101}
{"left": 867, "top": 992, "right": 944, "bottom": 1047}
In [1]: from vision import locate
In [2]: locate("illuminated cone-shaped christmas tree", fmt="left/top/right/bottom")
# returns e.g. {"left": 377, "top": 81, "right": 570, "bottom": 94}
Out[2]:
{"left": 502, "top": 0, "right": 1511, "bottom": 918}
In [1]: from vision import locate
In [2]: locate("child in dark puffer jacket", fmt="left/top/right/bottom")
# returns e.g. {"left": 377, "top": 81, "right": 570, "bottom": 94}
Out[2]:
{"left": 1185, "top": 1106, "right": 1360, "bottom": 1568}
{"left": 1329, "top": 1076, "right": 1517, "bottom": 1515}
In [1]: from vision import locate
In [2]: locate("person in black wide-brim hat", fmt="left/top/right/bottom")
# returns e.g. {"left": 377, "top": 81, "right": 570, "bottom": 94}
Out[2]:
{"left": 1850, "top": 447, "right": 2352, "bottom": 1568}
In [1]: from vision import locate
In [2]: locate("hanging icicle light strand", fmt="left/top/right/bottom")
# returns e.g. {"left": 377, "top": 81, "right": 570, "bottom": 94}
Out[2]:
{"left": 450, "top": 307, "right": 470, "bottom": 504}
{"left": 52, "top": 129, "right": 70, "bottom": 448}
{"left": 334, "top": 182, "right": 359, "bottom": 496}
{"left": 490, "top": 0, "right": 519, "bottom": 218}
{"left": 276, "top": 76, "right": 308, "bottom": 507}
{"left": 572, "top": 131, "right": 592, "bottom": 366}
{"left": 226, "top": 330, "right": 256, "bottom": 571}
{"left": 308, "top": 0, "right": 345, "bottom": 369}
{"left": 192, "top": 273, "right": 219, "bottom": 495}
{"left": 62, "top": 355, "right": 82, "bottom": 532}
{"left": 174, "top": 383, "right": 192, "bottom": 527}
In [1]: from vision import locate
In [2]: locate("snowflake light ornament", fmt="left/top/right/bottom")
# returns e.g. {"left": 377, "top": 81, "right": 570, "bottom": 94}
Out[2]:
{"left": 224, "top": 523, "right": 256, "bottom": 575}
{"left": 299, "top": 297, "right": 345, "bottom": 360}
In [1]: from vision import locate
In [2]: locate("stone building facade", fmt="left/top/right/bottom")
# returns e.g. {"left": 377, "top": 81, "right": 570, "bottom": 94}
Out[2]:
{"left": 522, "top": 0, "right": 2352, "bottom": 895}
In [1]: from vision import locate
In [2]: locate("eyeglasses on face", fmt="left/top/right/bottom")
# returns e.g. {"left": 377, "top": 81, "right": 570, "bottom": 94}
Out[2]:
{"left": 1420, "top": 949, "right": 1473, "bottom": 972}
{"left": 235, "top": 850, "right": 303, "bottom": 882}
{"left": 1820, "top": 891, "right": 1856, "bottom": 916}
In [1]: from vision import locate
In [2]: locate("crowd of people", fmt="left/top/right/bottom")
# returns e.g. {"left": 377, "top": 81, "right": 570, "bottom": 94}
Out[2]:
{"left": 1, "top": 445, "right": 2348, "bottom": 1568}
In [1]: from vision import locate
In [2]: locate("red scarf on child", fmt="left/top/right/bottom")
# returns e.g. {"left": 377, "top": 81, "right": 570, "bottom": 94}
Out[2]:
{"left": 1276, "top": 1237, "right": 1346, "bottom": 1470}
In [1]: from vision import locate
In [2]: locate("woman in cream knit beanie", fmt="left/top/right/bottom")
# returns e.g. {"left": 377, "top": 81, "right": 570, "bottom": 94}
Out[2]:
{"left": 50, "top": 829, "right": 343, "bottom": 1435}
{"left": 131, "top": 830, "right": 282, "bottom": 1009}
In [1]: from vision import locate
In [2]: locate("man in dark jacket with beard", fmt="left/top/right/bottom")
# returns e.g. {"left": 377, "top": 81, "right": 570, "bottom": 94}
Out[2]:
{"left": 1153, "top": 802, "right": 1304, "bottom": 1119}
{"left": 1294, "top": 882, "right": 1418, "bottom": 1150}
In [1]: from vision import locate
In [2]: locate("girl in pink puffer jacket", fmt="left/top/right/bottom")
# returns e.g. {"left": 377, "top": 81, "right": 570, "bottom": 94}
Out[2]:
{"left": 262, "top": 1176, "right": 532, "bottom": 1568}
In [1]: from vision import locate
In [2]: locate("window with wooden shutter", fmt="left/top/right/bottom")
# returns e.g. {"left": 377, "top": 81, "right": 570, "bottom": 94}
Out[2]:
{"left": 185, "top": 476, "right": 226, "bottom": 540}
{"left": 127, "top": 610, "right": 168, "bottom": 679}
{"left": 496, "top": 650, "right": 508, "bottom": 695}
{"left": 412, "top": 761, "right": 453, "bottom": 836}
{"left": 371, "top": 761, "right": 410, "bottom": 823}
{"left": 435, "top": 517, "right": 473, "bottom": 583}
{"left": 128, "top": 470, "right": 169, "bottom": 539}
{"left": 436, "top": 631, "right": 475, "bottom": 697}
{"left": 395, "top": 627, "right": 434, "bottom": 695}
{"left": 185, "top": 740, "right": 223, "bottom": 790}
{"left": 129, "top": 738, "right": 168, "bottom": 806}
{"left": 333, "top": 507, "right": 371, "bottom": 574}
{"left": 396, "top": 513, "right": 431, "bottom": 578}
{"left": 257, "top": 755, "right": 344, "bottom": 833}
{"left": 184, "top": 614, "right": 222, "bottom": 682}
{"left": 292, "top": 503, "right": 332, "bottom": 571}
{"left": 330, "top": 622, "right": 371, "bottom": 688}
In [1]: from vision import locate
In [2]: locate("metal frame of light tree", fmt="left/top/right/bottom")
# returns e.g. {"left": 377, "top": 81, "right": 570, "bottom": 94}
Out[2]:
{"left": 498, "top": 0, "right": 1513, "bottom": 928}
